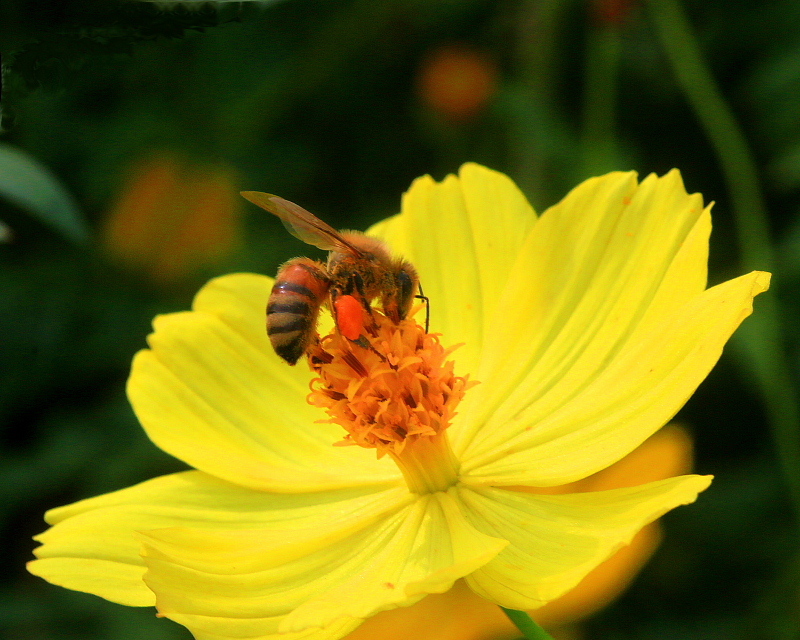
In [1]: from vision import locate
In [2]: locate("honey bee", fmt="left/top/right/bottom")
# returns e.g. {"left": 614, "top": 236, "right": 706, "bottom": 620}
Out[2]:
{"left": 241, "top": 192, "right": 422, "bottom": 365}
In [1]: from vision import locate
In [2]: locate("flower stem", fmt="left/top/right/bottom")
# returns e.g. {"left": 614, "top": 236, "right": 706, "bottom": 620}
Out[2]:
{"left": 580, "top": 14, "right": 623, "bottom": 177}
{"left": 390, "top": 432, "right": 460, "bottom": 494}
{"left": 511, "top": 0, "right": 576, "bottom": 209}
{"left": 501, "top": 607, "right": 555, "bottom": 640}
{"left": 647, "top": 0, "right": 800, "bottom": 525}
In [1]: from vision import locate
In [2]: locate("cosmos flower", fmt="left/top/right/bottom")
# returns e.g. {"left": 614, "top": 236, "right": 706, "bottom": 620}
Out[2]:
{"left": 344, "top": 424, "right": 694, "bottom": 640}
{"left": 103, "top": 152, "right": 241, "bottom": 284}
{"left": 417, "top": 44, "right": 498, "bottom": 122}
{"left": 29, "top": 164, "right": 768, "bottom": 640}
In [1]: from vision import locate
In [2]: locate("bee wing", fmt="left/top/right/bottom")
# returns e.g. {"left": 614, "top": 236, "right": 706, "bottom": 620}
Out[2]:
{"left": 241, "top": 191, "right": 362, "bottom": 255}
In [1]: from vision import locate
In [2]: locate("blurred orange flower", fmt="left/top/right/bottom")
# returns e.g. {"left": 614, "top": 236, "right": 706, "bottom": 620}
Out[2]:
{"left": 343, "top": 424, "right": 693, "bottom": 640}
{"left": 591, "top": 0, "right": 636, "bottom": 25}
{"left": 103, "top": 152, "right": 241, "bottom": 284}
{"left": 418, "top": 44, "right": 498, "bottom": 122}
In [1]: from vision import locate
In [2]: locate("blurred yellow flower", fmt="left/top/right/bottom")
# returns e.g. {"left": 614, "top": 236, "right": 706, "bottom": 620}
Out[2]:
{"left": 103, "top": 152, "right": 241, "bottom": 284}
{"left": 29, "top": 165, "right": 767, "bottom": 640}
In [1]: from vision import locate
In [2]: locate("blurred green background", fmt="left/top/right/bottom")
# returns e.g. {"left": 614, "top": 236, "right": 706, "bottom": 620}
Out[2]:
{"left": 2, "top": 0, "right": 800, "bottom": 638}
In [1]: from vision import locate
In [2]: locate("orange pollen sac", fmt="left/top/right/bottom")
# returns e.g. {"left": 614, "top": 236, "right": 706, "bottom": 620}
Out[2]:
{"left": 307, "top": 310, "right": 476, "bottom": 493}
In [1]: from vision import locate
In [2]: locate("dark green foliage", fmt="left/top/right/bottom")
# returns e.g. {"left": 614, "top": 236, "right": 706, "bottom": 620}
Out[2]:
{"left": 2, "top": 0, "right": 800, "bottom": 638}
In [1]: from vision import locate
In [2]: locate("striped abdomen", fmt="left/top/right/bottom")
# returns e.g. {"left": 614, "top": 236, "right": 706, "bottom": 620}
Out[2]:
{"left": 267, "top": 258, "right": 330, "bottom": 365}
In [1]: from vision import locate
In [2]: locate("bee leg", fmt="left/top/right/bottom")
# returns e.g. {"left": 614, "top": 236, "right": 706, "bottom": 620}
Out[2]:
{"left": 347, "top": 337, "right": 389, "bottom": 366}
{"left": 307, "top": 339, "right": 334, "bottom": 372}
{"left": 350, "top": 273, "right": 380, "bottom": 337}
{"left": 341, "top": 348, "right": 369, "bottom": 378}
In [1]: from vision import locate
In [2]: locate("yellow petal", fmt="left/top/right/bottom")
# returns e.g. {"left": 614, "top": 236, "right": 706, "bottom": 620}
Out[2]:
{"left": 455, "top": 170, "right": 711, "bottom": 457}
{"left": 461, "top": 270, "right": 769, "bottom": 486}
{"left": 343, "top": 425, "right": 694, "bottom": 638}
{"left": 368, "top": 163, "right": 536, "bottom": 376}
{"left": 533, "top": 524, "right": 662, "bottom": 629}
{"left": 456, "top": 474, "right": 712, "bottom": 610}
{"left": 28, "top": 470, "right": 407, "bottom": 608}
{"left": 137, "top": 492, "right": 506, "bottom": 639}
{"left": 185, "top": 617, "right": 362, "bottom": 640}
{"left": 27, "top": 557, "right": 154, "bottom": 607}
{"left": 572, "top": 423, "right": 693, "bottom": 492}
{"left": 527, "top": 424, "right": 693, "bottom": 626}
{"left": 130, "top": 273, "right": 398, "bottom": 492}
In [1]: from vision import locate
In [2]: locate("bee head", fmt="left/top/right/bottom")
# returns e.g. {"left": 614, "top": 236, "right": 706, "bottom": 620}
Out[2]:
{"left": 393, "top": 260, "right": 419, "bottom": 320}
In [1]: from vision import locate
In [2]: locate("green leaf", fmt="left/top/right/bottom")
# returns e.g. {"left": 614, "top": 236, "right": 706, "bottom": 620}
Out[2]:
{"left": 0, "top": 143, "right": 88, "bottom": 244}
{"left": 778, "top": 209, "right": 800, "bottom": 278}
{"left": 770, "top": 142, "right": 800, "bottom": 192}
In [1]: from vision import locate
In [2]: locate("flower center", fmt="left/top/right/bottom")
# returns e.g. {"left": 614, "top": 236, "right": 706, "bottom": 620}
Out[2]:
{"left": 306, "top": 309, "right": 475, "bottom": 494}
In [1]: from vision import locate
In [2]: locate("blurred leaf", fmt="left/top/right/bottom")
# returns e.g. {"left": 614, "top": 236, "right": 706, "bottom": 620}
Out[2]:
{"left": 770, "top": 142, "right": 800, "bottom": 192}
{"left": 2, "top": 1, "right": 798, "bottom": 638}
{"left": 146, "top": 0, "right": 280, "bottom": 3}
{"left": 778, "top": 209, "right": 800, "bottom": 279}
{"left": 0, "top": 144, "right": 88, "bottom": 243}
{"left": 746, "top": 41, "right": 800, "bottom": 145}
{"left": 743, "top": 10, "right": 800, "bottom": 200}
{"left": 0, "top": 418, "right": 104, "bottom": 517}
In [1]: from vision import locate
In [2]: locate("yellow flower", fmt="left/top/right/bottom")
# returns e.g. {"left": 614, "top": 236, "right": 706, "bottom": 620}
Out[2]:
{"left": 343, "top": 425, "right": 694, "bottom": 640}
{"left": 29, "top": 164, "right": 768, "bottom": 640}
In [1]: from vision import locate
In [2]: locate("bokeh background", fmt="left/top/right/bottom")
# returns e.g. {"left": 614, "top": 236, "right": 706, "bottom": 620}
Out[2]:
{"left": 2, "top": 1, "right": 800, "bottom": 639}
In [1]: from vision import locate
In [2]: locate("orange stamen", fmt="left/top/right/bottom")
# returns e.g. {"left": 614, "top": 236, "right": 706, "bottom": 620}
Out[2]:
{"left": 307, "top": 310, "right": 476, "bottom": 492}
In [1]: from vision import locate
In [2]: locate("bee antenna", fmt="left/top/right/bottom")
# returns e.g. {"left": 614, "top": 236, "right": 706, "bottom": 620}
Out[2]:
{"left": 415, "top": 282, "right": 430, "bottom": 333}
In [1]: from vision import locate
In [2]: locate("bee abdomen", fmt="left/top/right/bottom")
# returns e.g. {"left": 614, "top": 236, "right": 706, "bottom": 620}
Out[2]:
{"left": 271, "top": 281, "right": 316, "bottom": 299}
{"left": 267, "top": 299, "right": 312, "bottom": 317}
{"left": 266, "top": 313, "right": 310, "bottom": 336}
{"left": 267, "top": 259, "right": 329, "bottom": 365}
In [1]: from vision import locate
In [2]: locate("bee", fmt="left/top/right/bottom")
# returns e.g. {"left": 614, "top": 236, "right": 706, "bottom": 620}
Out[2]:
{"left": 241, "top": 191, "right": 422, "bottom": 365}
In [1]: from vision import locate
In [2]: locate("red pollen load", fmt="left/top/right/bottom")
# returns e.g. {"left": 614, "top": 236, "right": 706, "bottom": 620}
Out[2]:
{"left": 334, "top": 295, "right": 365, "bottom": 341}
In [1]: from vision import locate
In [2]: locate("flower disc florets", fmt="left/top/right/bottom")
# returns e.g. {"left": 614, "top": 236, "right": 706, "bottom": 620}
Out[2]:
{"left": 307, "top": 310, "right": 474, "bottom": 459}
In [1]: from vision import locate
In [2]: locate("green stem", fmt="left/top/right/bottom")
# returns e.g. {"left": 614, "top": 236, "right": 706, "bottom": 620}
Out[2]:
{"left": 501, "top": 607, "right": 556, "bottom": 640}
{"left": 580, "top": 17, "right": 623, "bottom": 176}
{"left": 648, "top": 0, "right": 800, "bottom": 523}
{"left": 512, "top": 0, "right": 576, "bottom": 209}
